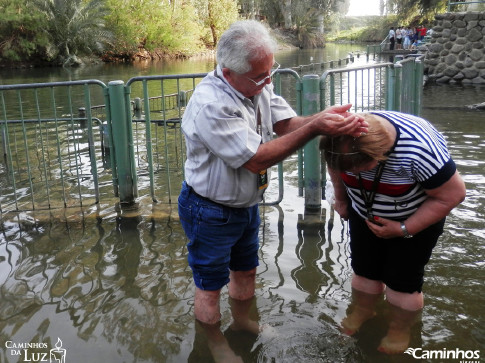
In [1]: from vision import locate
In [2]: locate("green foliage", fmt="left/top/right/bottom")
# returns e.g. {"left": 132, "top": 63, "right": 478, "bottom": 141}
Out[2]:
{"left": 204, "top": 0, "right": 239, "bottom": 47}
{"left": 0, "top": 0, "right": 49, "bottom": 62}
{"left": 294, "top": 8, "right": 325, "bottom": 48}
{"left": 1, "top": 0, "right": 240, "bottom": 65}
{"left": 327, "top": 16, "right": 397, "bottom": 43}
{"left": 384, "top": 0, "right": 448, "bottom": 24}
{"left": 152, "top": 2, "right": 204, "bottom": 54}
{"left": 33, "top": 0, "right": 112, "bottom": 65}
{"left": 260, "top": 0, "right": 284, "bottom": 27}
{"left": 291, "top": 0, "right": 326, "bottom": 48}
{"left": 104, "top": 0, "right": 239, "bottom": 59}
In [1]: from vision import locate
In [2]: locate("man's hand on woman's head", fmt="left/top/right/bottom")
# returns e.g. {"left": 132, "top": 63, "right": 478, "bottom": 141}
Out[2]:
{"left": 314, "top": 113, "right": 368, "bottom": 137}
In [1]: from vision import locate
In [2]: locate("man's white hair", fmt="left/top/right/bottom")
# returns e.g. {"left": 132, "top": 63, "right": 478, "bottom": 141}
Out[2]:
{"left": 216, "top": 20, "right": 277, "bottom": 74}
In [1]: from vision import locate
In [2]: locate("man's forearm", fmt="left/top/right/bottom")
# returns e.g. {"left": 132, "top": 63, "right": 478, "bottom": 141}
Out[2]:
{"left": 243, "top": 120, "right": 319, "bottom": 173}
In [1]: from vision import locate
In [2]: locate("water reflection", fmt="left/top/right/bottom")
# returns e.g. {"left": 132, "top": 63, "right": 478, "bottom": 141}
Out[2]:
{"left": 0, "top": 216, "right": 195, "bottom": 361}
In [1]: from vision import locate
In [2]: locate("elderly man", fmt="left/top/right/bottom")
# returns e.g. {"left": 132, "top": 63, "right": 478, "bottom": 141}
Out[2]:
{"left": 178, "top": 20, "right": 367, "bottom": 342}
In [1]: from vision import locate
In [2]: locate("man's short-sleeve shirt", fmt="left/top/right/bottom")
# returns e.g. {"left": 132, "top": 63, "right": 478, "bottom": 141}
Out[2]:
{"left": 182, "top": 65, "right": 297, "bottom": 207}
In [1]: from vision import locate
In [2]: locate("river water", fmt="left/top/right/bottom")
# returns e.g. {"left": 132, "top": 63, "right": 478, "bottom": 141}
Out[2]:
{"left": 0, "top": 44, "right": 484, "bottom": 363}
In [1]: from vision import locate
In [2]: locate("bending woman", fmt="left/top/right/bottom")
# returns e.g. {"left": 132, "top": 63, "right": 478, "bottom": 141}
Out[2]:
{"left": 321, "top": 111, "right": 466, "bottom": 353}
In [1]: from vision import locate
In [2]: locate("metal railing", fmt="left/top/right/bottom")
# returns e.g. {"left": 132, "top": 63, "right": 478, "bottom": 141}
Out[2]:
{"left": 0, "top": 80, "right": 110, "bottom": 214}
{"left": 123, "top": 74, "right": 206, "bottom": 205}
{"left": 448, "top": 0, "right": 485, "bottom": 11}
{"left": 287, "top": 56, "right": 355, "bottom": 74}
{"left": 302, "top": 57, "right": 424, "bottom": 206}
{"left": 367, "top": 34, "right": 390, "bottom": 57}
{"left": 0, "top": 56, "right": 425, "bottom": 215}
{"left": 320, "top": 56, "right": 424, "bottom": 115}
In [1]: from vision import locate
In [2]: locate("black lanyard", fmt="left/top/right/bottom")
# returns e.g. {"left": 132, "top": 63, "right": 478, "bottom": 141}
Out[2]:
{"left": 357, "top": 161, "right": 386, "bottom": 220}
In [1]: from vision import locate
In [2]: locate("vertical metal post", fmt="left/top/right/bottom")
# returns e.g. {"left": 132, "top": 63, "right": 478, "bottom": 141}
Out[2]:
{"left": 296, "top": 79, "right": 304, "bottom": 197}
{"left": 108, "top": 80, "right": 138, "bottom": 207}
{"left": 318, "top": 75, "right": 328, "bottom": 200}
{"left": 133, "top": 97, "right": 142, "bottom": 119}
{"left": 414, "top": 59, "right": 424, "bottom": 116}
{"left": 393, "top": 63, "right": 402, "bottom": 112}
{"left": 267, "top": 72, "right": 285, "bottom": 204}
{"left": 301, "top": 75, "right": 321, "bottom": 210}
{"left": 386, "top": 64, "right": 400, "bottom": 111}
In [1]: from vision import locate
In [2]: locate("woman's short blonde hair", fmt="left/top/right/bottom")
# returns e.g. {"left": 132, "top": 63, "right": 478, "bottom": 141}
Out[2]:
{"left": 320, "top": 113, "right": 391, "bottom": 171}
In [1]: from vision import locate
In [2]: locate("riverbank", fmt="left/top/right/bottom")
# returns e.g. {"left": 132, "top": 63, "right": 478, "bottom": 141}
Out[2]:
{"left": 0, "top": 27, "right": 300, "bottom": 70}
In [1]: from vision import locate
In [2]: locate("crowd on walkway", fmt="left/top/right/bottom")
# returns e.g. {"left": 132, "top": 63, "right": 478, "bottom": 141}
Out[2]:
{"left": 388, "top": 25, "right": 430, "bottom": 50}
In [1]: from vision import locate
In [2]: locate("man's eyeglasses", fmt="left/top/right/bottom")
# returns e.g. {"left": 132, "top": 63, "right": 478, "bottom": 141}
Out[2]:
{"left": 244, "top": 61, "right": 281, "bottom": 86}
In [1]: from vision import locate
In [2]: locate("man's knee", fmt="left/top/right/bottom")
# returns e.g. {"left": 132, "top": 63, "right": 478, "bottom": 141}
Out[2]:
{"left": 228, "top": 268, "right": 257, "bottom": 300}
{"left": 231, "top": 268, "right": 257, "bottom": 283}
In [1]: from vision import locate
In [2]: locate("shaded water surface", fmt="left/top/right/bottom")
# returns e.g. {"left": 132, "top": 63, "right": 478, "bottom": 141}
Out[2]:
{"left": 1, "top": 47, "right": 484, "bottom": 362}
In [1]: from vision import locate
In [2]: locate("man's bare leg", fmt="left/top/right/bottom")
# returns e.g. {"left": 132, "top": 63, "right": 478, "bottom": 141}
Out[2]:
{"left": 195, "top": 320, "right": 243, "bottom": 363}
{"left": 228, "top": 268, "right": 256, "bottom": 300}
{"left": 228, "top": 269, "right": 260, "bottom": 334}
{"left": 194, "top": 287, "right": 243, "bottom": 362}
{"left": 194, "top": 287, "right": 222, "bottom": 325}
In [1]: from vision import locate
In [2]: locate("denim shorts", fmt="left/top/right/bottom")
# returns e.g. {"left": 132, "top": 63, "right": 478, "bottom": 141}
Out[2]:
{"left": 348, "top": 207, "right": 445, "bottom": 293}
{"left": 177, "top": 182, "right": 260, "bottom": 291}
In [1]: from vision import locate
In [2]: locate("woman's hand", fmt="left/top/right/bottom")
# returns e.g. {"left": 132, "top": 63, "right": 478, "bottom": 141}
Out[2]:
{"left": 365, "top": 216, "right": 402, "bottom": 239}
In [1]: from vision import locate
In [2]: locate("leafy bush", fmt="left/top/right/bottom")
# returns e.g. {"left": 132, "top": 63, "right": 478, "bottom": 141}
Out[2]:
{"left": 0, "top": 0, "right": 49, "bottom": 63}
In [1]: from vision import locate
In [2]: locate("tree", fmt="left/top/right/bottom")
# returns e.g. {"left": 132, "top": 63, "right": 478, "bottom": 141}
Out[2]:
{"left": 282, "top": 0, "right": 291, "bottom": 28}
{"left": 33, "top": 0, "right": 112, "bottom": 66}
{"left": 198, "top": 0, "right": 238, "bottom": 47}
{"left": 379, "top": 0, "right": 448, "bottom": 19}
{"left": 104, "top": 0, "right": 206, "bottom": 58}
{"left": 0, "top": 0, "right": 49, "bottom": 62}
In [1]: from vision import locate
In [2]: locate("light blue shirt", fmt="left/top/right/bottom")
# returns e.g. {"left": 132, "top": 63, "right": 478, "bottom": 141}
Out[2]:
{"left": 182, "top": 65, "right": 297, "bottom": 207}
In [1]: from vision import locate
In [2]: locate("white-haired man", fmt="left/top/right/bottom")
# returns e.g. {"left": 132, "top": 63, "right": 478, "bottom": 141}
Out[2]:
{"left": 178, "top": 20, "right": 367, "bottom": 358}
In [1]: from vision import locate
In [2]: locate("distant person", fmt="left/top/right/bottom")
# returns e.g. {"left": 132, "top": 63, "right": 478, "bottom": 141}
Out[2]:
{"left": 410, "top": 27, "right": 419, "bottom": 49}
{"left": 419, "top": 25, "right": 427, "bottom": 40}
{"left": 395, "top": 27, "right": 403, "bottom": 50}
{"left": 320, "top": 111, "right": 466, "bottom": 354}
{"left": 403, "top": 27, "right": 412, "bottom": 50}
{"left": 388, "top": 27, "right": 395, "bottom": 50}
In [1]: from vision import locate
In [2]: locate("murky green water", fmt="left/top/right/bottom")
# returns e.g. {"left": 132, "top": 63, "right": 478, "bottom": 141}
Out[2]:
{"left": 1, "top": 45, "right": 484, "bottom": 362}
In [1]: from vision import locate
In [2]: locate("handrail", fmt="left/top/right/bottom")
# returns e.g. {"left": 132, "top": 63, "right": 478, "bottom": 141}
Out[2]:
{"left": 380, "top": 33, "right": 390, "bottom": 51}
{"left": 0, "top": 79, "right": 107, "bottom": 90}
{"left": 448, "top": 0, "right": 485, "bottom": 11}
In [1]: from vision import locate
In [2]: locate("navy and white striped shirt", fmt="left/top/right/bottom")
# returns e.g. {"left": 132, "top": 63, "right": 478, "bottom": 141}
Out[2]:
{"left": 342, "top": 111, "right": 456, "bottom": 220}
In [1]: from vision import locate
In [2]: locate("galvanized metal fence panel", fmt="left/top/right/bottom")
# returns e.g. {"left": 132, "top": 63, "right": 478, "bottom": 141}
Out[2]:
{"left": 320, "top": 57, "right": 423, "bottom": 115}
{"left": 320, "top": 62, "right": 393, "bottom": 113}
{"left": 120, "top": 74, "right": 206, "bottom": 205}
{"left": 0, "top": 80, "right": 112, "bottom": 215}
{"left": 0, "top": 56, "right": 424, "bottom": 214}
